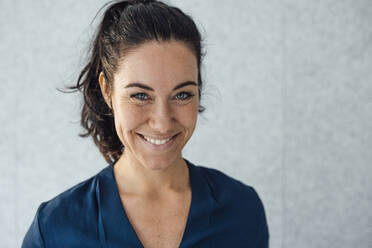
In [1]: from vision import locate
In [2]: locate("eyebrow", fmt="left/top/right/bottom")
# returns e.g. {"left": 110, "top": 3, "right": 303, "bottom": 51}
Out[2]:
{"left": 124, "top": 81, "right": 197, "bottom": 91}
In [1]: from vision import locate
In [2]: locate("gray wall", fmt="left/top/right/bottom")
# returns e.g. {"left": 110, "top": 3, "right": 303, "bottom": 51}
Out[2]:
{"left": 1, "top": 0, "right": 371, "bottom": 247}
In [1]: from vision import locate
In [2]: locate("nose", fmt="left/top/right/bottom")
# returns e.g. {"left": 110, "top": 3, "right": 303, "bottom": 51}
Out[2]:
{"left": 149, "top": 100, "right": 174, "bottom": 134}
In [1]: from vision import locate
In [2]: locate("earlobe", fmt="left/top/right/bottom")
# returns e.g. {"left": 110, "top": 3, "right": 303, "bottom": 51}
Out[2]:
{"left": 98, "top": 71, "right": 106, "bottom": 92}
{"left": 98, "top": 71, "right": 112, "bottom": 109}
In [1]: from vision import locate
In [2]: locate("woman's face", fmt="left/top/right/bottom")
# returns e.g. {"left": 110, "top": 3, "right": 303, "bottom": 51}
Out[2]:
{"left": 100, "top": 40, "right": 199, "bottom": 170}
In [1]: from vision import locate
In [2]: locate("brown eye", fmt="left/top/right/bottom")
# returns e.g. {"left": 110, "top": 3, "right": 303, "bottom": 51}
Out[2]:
{"left": 130, "top": 93, "right": 148, "bottom": 101}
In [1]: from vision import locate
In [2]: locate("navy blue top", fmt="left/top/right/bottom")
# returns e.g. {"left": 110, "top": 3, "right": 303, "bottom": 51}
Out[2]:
{"left": 22, "top": 158, "right": 269, "bottom": 247}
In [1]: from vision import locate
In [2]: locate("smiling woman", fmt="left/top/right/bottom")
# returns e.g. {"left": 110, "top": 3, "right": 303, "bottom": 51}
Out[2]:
{"left": 22, "top": 1, "right": 269, "bottom": 247}
{"left": 100, "top": 41, "right": 200, "bottom": 174}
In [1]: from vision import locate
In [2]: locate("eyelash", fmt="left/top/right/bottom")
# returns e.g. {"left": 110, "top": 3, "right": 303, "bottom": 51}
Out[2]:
{"left": 130, "top": 91, "right": 195, "bottom": 101}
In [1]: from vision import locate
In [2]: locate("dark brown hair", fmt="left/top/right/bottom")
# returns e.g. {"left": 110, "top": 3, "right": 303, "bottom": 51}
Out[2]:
{"left": 62, "top": 0, "right": 206, "bottom": 164}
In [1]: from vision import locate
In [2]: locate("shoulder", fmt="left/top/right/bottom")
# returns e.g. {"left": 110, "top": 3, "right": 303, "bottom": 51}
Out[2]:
{"left": 191, "top": 163, "right": 269, "bottom": 245}
{"left": 35, "top": 170, "right": 103, "bottom": 240}
{"left": 22, "top": 170, "right": 104, "bottom": 247}
{"left": 193, "top": 163, "right": 265, "bottom": 212}
{"left": 32, "top": 165, "right": 111, "bottom": 246}
{"left": 190, "top": 162, "right": 269, "bottom": 241}
{"left": 39, "top": 173, "right": 99, "bottom": 216}
{"left": 195, "top": 164, "right": 258, "bottom": 196}
{"left": 196, "top": 165, "right": 248, "bottom": 189}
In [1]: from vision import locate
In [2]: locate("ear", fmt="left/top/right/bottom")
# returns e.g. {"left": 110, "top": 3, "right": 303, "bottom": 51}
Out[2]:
{"left": 98, "top": 71, "right": 112, "bottom": 109}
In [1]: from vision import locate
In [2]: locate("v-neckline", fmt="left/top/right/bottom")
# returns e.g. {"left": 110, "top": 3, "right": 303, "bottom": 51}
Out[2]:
{"left": 97, "top": 158, "right": 214, "bottom": 248}
{"left": 109, "top": 158, "right": 195, "bottom": 248}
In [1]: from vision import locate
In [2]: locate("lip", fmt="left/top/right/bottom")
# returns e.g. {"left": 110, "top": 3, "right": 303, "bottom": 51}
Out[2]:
{"left": 137, "top": 133, "right": 177, "bottom": 140}
{"left": 136, "top": 132, "right": 180, "bottom": 151}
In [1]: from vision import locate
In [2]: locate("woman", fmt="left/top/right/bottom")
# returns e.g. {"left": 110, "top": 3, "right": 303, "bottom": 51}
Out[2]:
{"left": 22, "top": 0, "right": 269, "bottom": 247}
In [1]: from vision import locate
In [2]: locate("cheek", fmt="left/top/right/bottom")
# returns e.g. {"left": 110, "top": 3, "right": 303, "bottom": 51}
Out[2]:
{"left": 113, "top": 104, "right": 147, "bottom": 139}
{"left": 176, "top": 103, "right": 198, "bottom": 130}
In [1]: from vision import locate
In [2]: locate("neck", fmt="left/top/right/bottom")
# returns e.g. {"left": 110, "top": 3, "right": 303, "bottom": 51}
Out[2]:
{"left": 113, "top": 152, "right": 190, "bottom": 198}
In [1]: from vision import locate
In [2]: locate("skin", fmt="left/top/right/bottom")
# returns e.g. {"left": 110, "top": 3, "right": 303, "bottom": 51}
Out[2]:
{"left": 99, "top": 40, "right": 199, "bottom": 199}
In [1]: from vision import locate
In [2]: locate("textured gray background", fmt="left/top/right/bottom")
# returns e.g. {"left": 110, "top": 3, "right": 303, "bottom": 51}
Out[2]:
{"left": 1, "top": 0, "right": 371, "bottom": 247}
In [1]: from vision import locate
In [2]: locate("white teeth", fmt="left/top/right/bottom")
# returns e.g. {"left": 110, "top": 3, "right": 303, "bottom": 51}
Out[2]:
{"left": 143, "top": 135, "right": 173, "bottom": 145}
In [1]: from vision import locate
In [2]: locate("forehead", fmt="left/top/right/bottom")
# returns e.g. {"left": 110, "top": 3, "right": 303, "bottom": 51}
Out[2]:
{"left": 114, "top": 40, "right": 198, "bottom": 86}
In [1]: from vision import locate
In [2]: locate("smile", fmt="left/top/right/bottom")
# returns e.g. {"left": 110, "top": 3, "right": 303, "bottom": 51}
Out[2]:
{"left": 136, "top": 133, "right": 179, "bottom": 146}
